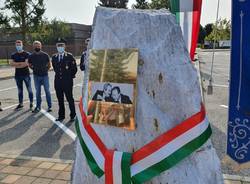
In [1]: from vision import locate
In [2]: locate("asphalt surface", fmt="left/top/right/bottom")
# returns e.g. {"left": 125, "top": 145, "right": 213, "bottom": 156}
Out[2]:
{"left": 0, "top": 70, "right": 83, "bottom": 161}
{"left": 198, "top": 50, "right": 250, "bottom": 176}
{"left": 0, "top": 51, "right": 249, "bottom": 177}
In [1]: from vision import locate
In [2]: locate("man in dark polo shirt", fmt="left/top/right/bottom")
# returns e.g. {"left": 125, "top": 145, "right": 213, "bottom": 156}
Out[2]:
{"left": 10, "top": 40, "right": 33, "bottom": 110}
{"left": 28, "top": 41, "right": 52, "bottom": 113}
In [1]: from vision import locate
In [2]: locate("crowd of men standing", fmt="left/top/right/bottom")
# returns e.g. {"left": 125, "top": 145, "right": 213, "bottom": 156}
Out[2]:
{"left": 8, "top": 38, "right": 87, "bottom": 122}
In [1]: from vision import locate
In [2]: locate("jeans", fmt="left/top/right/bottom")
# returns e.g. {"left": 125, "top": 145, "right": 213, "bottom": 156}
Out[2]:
{"left": 15, "top": 75, "right": 33, "bottom": 104}
{"left": 33, "top": 75, "right": 52, "bottom": 109}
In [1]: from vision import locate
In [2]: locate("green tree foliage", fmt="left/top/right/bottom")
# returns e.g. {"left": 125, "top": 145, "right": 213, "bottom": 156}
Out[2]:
{"left": 133, "top": 0, "right": 170, "bottom": 9}
{"left": 198, "top": 25, "right": 206, "bottom": 44}
{"left": 99, "top": 0, "right": 128, "bottom": 8}
{"left": 205, "top": 18, "right": 231, "bottom": 42}
{"left": 0, "top": 11, "right": 9, "bottom": 29}
{"left": 31, "top": 19, "right": 72, "bottom": 45}
{"left": 132, "top": 0, "right": 149, "bottom": 9}
{"left": 2, "top": 0, "right": 45, "bottom": 42}
{"left": 204, "top": 23, "right": 213, "bottom": 37}
{"left": 90, "top": 49, "right": 135, "bottom": 83}
{"left": 149, "top": 0, "right": 170, "bottom": 9}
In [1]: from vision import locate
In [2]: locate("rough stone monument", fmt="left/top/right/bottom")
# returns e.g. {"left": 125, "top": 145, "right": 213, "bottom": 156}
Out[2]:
{"left": 72, "top": 7, "right": 223, "bottom": 184}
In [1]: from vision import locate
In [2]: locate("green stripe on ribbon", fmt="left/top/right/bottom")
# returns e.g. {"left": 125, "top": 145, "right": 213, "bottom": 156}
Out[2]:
{"left": 170, "top": 0, "right": 180, "bottom": 13}
{"left": 75, "top": 118, "right": 104, "bottom": 178}
{"left": 131, "top": 125, "right": 212, "bottom": 184}
{"left": 121, "top": 152, "right": 132, "bottom": 184}
{"left": 170, "top": 0, "right": 180, "bottom": 23}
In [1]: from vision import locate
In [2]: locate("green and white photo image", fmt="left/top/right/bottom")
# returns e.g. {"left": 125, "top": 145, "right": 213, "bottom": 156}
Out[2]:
{"left": 89, "top": 48, "right": 138, "bottom": 83}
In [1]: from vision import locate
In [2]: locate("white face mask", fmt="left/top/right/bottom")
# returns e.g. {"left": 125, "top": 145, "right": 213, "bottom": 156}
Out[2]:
{"left": 57, "top": 47, "right": 65, "bottom": 53}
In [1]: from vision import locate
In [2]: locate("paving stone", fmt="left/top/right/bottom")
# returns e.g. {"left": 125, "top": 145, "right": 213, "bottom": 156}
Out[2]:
{"left": 56, "top": 171, "right": 71, "bottom": 181}
{"left": 242, "top": 182, "right": 250, "bottom": 184}
{"left": 32, "top": 178, "right": 52, "bottom": 184}
{"left": 27, "top": 168, "right": 46, "bottom": 177}
{"left": 0, "top": 159, "right": 15, "bottom": 166}
{"left": 50, "top": 180, "right": 68, "bottom": 184}
{"left": 0, "top": 173, "right": 8, "bottom": 180}
{"left": 51, "top": 164, "right": 68, "bottom": 171}
{"left": 37, "top": 162, "right": 55, "bottom": 169}
{"left": 21, "top": 160, "right": 42, "bottom": 168}
{"left": 224, "top": 180, "right": 241, "bottom": 184}
{"left": 40, "top": 170, "right": 60, "bottom": 179}
{"left": 14, "top": 176, "right": 36, "bottom": 184}
{"left": 9, "top": 159, "right": 26, "bottom": 167}
{"left": 12, "top": 167, "right": 32, "bottom": 175}
{"left": 64, "top": 165, "right": 72, "bottom": 172}
{"left": 0, "top": 164, "right": 6, "bottom": 170}
{"left": 1, "top": 175, "right": 21, "bottom": 184}
{"left": 1, "top": 166, "right": 17, "bottom": 174}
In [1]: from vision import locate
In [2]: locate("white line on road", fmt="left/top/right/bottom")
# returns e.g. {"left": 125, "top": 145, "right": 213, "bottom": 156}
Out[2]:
{"left": 2, "top": 83, "right": 82, "bottom": 111}
{"left": 0, "top": 86, "right": 16, "bottom": 92}
{"left": 40, "top": 109, "right": 76, "bottom": 140}
{"left": 213, "top": 84, "right": 229, "bottom": 88}
{"left": 220, "top": 105, "right": 228, "bottom": 109}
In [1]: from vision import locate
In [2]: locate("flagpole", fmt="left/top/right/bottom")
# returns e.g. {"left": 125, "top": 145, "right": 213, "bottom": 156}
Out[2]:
{"left": 208, "top": 0, "right": 220, "bottom": 95}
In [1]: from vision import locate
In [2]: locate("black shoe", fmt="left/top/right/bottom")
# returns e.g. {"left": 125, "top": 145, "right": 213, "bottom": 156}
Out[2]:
{"left": 69, "top": 116, "right": 75, "bottom": 122}
{"left": 56, "top": 117, "right": 64, "bottom": 122}
{"left": 0, "top": 107, "right": 2, "bottom": 111}
{"left": 47, "top": 108, "right": 52, "bottom": 112}
{"left": 30, "top": 103, "right": 33, "bottom": 110}
{"left": 15, "top": 104, "right": 23, "bottom": 110}
{"left": 32, "top": 107, "right": 40, "bottom": 113}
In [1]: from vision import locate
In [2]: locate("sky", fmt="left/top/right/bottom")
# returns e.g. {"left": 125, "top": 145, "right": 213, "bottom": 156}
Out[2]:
{"left": 44, "top": 0, "right": 231, "bottom": 26}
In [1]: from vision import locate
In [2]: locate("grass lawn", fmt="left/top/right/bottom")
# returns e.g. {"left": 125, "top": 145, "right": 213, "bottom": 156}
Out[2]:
{"left": 0, "top": 59, "right": 9, "bottom": 66}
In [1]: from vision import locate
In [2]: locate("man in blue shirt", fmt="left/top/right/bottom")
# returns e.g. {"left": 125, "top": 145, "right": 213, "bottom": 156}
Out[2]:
{"left": 10, "top": 40, "right": 33, "bottom": 110}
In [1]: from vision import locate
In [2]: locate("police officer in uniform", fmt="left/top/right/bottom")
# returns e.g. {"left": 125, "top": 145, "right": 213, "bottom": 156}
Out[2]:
{"left": 52, "top": 38, "right": 77, "bottom": 122}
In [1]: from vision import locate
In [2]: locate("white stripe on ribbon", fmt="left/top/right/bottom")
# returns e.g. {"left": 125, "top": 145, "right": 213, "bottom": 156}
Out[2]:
{"left": 179, "top": 0, "right": 194, "bottom": 12}
{"left": 131, "top": 117, "right": 209, "bottom": 176}
{"left": 179, "top": 11, "right": 193, "bottom": 53}
{"left": 113, "top": 152, "right": 123, "bottom": 184}
{"left": 76, "top": 109, "right": 105, "bottom": 170}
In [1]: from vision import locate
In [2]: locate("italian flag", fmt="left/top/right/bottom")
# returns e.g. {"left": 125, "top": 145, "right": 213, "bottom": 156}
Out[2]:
{"left": 170, "top": 0, "right": 203, "bottom": 61}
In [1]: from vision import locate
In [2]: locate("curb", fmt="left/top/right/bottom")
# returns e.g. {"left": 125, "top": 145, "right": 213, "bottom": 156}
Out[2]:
{"left": 197, "top": 48, "right": 230, "bottom": 52}
{"left": 223, "top": 174, "right": 250, "bottom": 183}
{"left": 0, "top": 153, "right": 73, "bottom": 164}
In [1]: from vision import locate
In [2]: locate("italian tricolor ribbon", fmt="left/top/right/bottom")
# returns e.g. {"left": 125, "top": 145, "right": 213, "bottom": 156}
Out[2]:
{"left": 170, "top": 0, "right": 203, "bottom": 61}
{"left": 75, "top": 97, "right": 212, "bottom": 183}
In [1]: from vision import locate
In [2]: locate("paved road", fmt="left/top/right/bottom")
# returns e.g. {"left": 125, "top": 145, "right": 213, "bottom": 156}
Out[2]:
{"left": 198, "top": 50, "right": 250, "bottom": 176}
{"left": 0, "top": 70, "right": 83, "bottom": 161}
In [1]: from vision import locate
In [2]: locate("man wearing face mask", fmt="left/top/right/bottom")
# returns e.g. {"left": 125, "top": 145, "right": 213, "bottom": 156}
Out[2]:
{"left": 28, "top": 41, "right": 52, "bottom": 113}
{"left": 10, "top": 40, "right": 33, "bottom": 110}
{"left": 51, "top": 38, "right": 77, "bottom": 122}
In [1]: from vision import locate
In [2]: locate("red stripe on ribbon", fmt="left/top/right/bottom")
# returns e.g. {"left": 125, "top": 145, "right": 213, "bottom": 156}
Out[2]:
{"left": 105, "top": 150, "right": 115, "bottom": 184}
{"left": 79, "top": 98, "right": 107, "bottom": 155}
{"left": 190, "top": 0, "right": 202, "bottom": 61}
{"left": 132, "top": 104, "right": 205, "bottom": 163}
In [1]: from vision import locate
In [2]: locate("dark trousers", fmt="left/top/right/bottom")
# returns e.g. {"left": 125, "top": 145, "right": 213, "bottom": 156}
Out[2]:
{"left": 55, "top": 79, "right": 76, "bottom": 119}
{"left": 15, "top": 75, "right": 33, "bottom": 104}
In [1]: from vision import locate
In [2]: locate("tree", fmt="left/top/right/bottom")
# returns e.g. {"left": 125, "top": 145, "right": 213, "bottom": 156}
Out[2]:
{"left": 204, "top": 23, "right": 213, "bottom": 37}
{"left": 133, "top": 0, "right": 170, "bottom": 10}
{"left": 99, "top": 0, "right": 128, "bottom": 8}
{"left": 2, "top": 0, "right": 46, "bottom": 43}
{"left": 149, "top": 0, "right": 170, "bottom": 9}
{"left": 31, "top": 19, "right": 72, "bottom": 45}
{"left": 198, "top": 25, "right": 206, "bottom": 44}
{"left": 205, "top": 18, "right": 231, "bottom": 42}
{"left": 0, "top": 11, "right": 9, "bottom": 28}
{"left": 132, "top": 0, "right": 149, "bottom": 9}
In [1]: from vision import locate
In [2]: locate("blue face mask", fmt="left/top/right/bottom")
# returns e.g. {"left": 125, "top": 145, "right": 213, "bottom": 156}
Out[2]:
{"left": 16, "top": 46, "right": 23, "bottom": 52}
{"left": 57, "top": 47, "right": 65, "bottom": 53}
